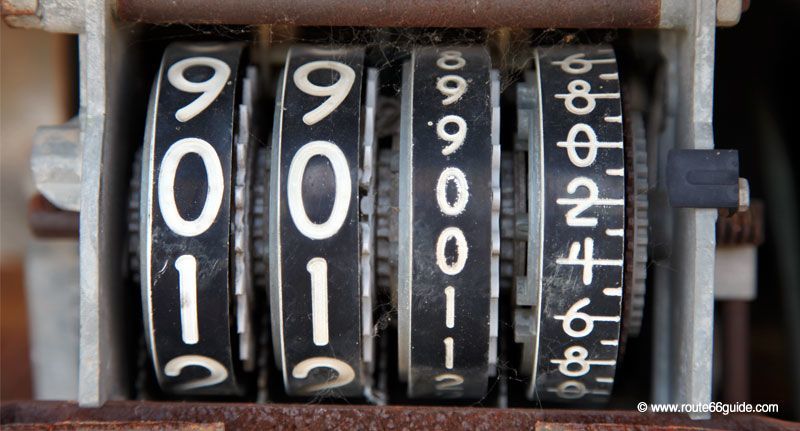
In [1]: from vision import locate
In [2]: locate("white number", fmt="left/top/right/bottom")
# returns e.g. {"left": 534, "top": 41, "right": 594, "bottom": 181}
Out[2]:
{"left": 436, "top": 115, "right": 467, "bottom": 156}
{"left": 554, "top": 297, "right": 621, "bottom": 338}
{"left": 436, "top": 227, "right": 468, "bottom": 275}
{"left": 556, "top": 177, "right": 623, "bottom": 227}
{"left": 551, "top": 380, "right": 587, "bottom": 399}
{"left": 444, "top": 337, "right": 455, "bottom": 369}
{"left": 287, "top": 141, "right": 352, "bottom": 240}
{"left": 445, "top": 286, "right": 455, "bottom": 328}
{"left": 307, "top": 257, "right": 329, "bottom": 346}
{"left": 292, "top": 357, "right": 356, "bottom": 393}
{"left": 293, "top": 60, "right": 356, "bottom": 126}
{"left": 555, "top": 79, "right": 620, "bottom": 116}
{"left": 175, "top": 255, "right": 199, "bottom": 345}
{"left": 164, "top": 355, "right": 228, "bottom": 391}
{"left": 556, "top": 238, "right": 623, "bottom": 286}
{"left": 551, "top": 346, "right": 617, "bottom": 378}
{"left": 158, "top": 137, "right": 224, "bottom": 237}
{"left": 551, "top": 53, "right": 615, "bottom": 75}
{"left": 553, "top": 346, "right": 592, "bottom": 377}
{"left": 168, "top": 57, "right": 231, "bottom": 123}
{"left": 437, "top": 50, "right": 466, "bottom": 71}
{"left": 557, "top": 123, "right": 623, "bottom": 168}
{"left": 434, "top": 373, "right": 464, "bottom": 396}
{"left": 436, "top": 167, "right": 469, "bottom": 216}
{"left": 436, "top": 75, "right": 467, "bottom": 105}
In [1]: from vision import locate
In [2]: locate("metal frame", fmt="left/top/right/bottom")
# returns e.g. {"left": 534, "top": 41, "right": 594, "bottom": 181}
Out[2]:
{"left": 78, "top": 0, "right": 139, "bottom": 406}
{"left": 5, "top": 0, "right": 724, "bottom": 414}
{"left": 2, "top": 401, "right": 794, "bottom": 429}
{"left": 651, "top": 0, "right": 718, "bottom": 419}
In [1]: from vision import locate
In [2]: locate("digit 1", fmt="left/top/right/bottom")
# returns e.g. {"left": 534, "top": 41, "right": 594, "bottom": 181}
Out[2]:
{"left": 307, "top": 257, "right": 330, "bottom": 346}
{"left": 175, "top": 255, "right": 199, "bottom": 344}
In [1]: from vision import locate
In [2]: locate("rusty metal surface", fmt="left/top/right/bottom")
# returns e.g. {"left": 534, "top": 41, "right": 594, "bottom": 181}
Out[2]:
{"left": 27, "top": 194, "right": 79, "bottom": 239}
{"left": 722, "top": 300, "right": 751, "bottom": 405}
{"left": 115, "top": 0, "right": 661, "bottom": 28}
{"left": 717, "top": 201, "right": 765, "bottom": 247}
{"left": 3, "top": 421, "right": 223, "bottom": 431}
{"left": 536, "top": 423, "right": 719, "bottom": 431}
{"left": 1, "top": 0, "right": 37, "bottom": 27}
{"left": 1, "top": 0, "right": 36, "bottom": 16}
{"left": 2, "top": 401, "right": 796, "bottom": 430}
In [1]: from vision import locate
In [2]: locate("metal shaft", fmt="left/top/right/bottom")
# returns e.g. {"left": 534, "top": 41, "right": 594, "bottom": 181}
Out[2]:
{"left": 115, "top": 0, "right": 661, "bottom": 28}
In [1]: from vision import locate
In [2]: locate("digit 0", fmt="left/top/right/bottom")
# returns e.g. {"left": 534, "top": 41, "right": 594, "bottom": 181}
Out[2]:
{"left": 286, "top": 140, "right": 352, "bottom": 240}
{"left": 436, "top": 227, "right": 469, "bottom": 276}
{"left": 436, "top": 167, "right": 469, "bottom": 216}
{"left": 158, "top": 137, "right": 224, "bottom": 237}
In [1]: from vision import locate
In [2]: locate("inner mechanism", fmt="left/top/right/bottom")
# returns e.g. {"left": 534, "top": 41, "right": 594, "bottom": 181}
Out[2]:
{"left": 127, "top": 37, "right": 646, "bottom": 405}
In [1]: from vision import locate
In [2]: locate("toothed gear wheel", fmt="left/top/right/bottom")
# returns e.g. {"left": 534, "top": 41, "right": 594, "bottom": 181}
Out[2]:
{"left": 499, "top": 151, "right": 519, "bottom": 288}
{"left": 373, "top": 97, "right": 400, "bottom": 304}
{"left": 127, "top": 148, "right": 149, "bottom": 398}
{"left": 252, "top": 145, "right": 270, "bottom": 292}
{"left": 128, "top": 149, "right": 143, "bottom": 287}
{"left": 624, "top": 111, "right": 649, "bottom": 338}
{"left": 375, "top": 148, "right": 396, "bottom": 300}
{"left": 360, "top": 68, "right": 379, "bottom": 382}
{"left": 374, "top": 96, "right": 401, "bottom": 303}
{"left": 233, "top": 66, "right": 259, "bottom": 372}
{"left": 252, "top": 142, "right": 271, "bottom": 401}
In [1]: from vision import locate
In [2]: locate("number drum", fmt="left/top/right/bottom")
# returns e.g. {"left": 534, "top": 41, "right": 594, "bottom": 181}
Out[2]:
{"left": 269, "top": 47, "right": 378, "bottom": 397}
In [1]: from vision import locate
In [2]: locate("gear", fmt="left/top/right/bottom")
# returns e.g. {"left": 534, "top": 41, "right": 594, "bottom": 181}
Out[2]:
{"left": 128, "top": 148, "right": 142, "bottom": 287}
{"left": 489, "top": 69, "right": 502, "bottom": 374}
{"left": 624, "top": 111, "right": 649, "bottom": 338}
{"left": 251, "top": 146, "right": 270, "bottom": 292}
{"left": 375, "top": 148, "right": 395, "bottom": 301}
{"left": 233, "top": 66, "right": 258, "bottom": 372}
{"left": 126, "top": 148, "right": 149, "bottom": 397}
{"left": 500, "top": 152, "right": 519, "bottom": 287}
{"left": 511, "top": 75, "right": 538, "bottom": 375}
{"left": 716, "top": 201, "right": 764, "bottom": 247}
{"left": 360, "top": 68, "right": 379, "bottom": 382}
